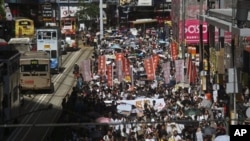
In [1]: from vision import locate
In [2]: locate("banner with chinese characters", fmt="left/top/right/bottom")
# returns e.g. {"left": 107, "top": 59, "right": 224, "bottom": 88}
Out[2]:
{"left": 170, "top": 42, "right": 178, "bottom": 60}
{"left": 144, "top": 57, "right": 155, "bottom": 80}
{"left": 107, "top": 65, "right": 113, "bottom": 87}
{"left": 162, "top": 62, "right": 171, "bottom": 84}
{"left": 175, "top": 59, "right": 185, "bottom": 83}
{"left": 80, "top": 59, "right": 92, "bottom": 82}
{"left": 98, "top": 55, "right": 106, "bottom": 75}
{"left": 152, "top": 54, "right": 160, "bottom": 72}
{"left": 123, "top": 58, "right": 131, "bottom": 82}
{"left": 115, "top": 53, "right": 124, "bottom": 61}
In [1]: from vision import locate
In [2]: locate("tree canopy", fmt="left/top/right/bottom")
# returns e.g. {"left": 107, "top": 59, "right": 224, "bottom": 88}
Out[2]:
{"left": 0, "top": 0, "right": 6, "bottom": 20}
{"left": 76, "top": 2, "right": 99, "bottom": 21}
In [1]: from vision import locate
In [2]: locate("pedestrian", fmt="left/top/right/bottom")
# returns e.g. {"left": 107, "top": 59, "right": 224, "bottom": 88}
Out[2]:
{"left": 196, "top": 127, "right": 203, "bottom": 141}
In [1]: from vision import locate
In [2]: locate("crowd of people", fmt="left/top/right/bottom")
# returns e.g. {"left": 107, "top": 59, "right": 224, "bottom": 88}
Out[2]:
{"left": 59, "top": 26, "right": 234, "bottom": 141}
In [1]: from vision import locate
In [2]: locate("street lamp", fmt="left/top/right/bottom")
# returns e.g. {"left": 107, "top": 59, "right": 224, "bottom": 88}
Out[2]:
{"left": 100, "top": 0, "right": 104, "bottom": 39}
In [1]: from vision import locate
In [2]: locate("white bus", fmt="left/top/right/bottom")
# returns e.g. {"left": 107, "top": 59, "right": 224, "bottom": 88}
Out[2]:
{"left": 36, "top": 27, "right": 62, "bottom": 73}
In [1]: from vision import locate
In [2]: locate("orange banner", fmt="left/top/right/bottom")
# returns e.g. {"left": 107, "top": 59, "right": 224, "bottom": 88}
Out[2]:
{"left": 107, "top": 65, "right": 113, "bottom": 87}
{"left": 115, "top": 53, "right": 124, "bottom": 61}
{"left": 123, "top": 57, "right": 131, "bottom": 82}
{"left": 171, "top": 42, "right": 178, "bottom": 60}
{"left": 144, "top": 57, "right": 155, "bottom": 80}
{"left": 152, "top": 54, "right": 159, "bottom": 72}
{"left": 98, "top": 55, "right": 106, "bottom": 75}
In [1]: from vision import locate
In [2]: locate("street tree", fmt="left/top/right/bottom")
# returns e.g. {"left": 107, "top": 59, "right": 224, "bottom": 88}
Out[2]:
{"left": 0, "top": 0, "right": 6, "bottom": 20}
{"left": 76, "top": 2, "right": 99, "bottom": 21}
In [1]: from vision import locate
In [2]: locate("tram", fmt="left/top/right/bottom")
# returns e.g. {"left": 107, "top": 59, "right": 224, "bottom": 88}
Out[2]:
{"left": 36, "top": 27, "right": 62, "bottom": 73}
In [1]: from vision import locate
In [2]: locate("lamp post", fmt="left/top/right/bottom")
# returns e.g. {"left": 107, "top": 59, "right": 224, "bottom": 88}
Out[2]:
{"left": 100, "top": 0, "right": 104, "bottom": 39}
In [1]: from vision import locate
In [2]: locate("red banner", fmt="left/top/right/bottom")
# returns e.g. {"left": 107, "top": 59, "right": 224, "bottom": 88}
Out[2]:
{"left": 107, "top": 65, "right": 113, "bottom": 87}
{"left": 115, "top": 53, "right": 124, "bottom": 61}
{"left": 98, "top": 55, "right": 106, "bottom": 75}
{"left": 123, "top": 57, "right": 131, "bottom": 82}
{"left": 171, "top": 42, "right": 178, "bottom": 60}
{"left": 144, "top": 57, "right": 155, "bottom": 80}
{"left": 152, "top": 54, "right": 159, "bottom": 72}
{"left": 189, "top": 62, "right": 197, "bottom": 84}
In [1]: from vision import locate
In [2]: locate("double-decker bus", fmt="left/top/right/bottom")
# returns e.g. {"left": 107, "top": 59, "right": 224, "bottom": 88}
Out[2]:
{"left": 19, "top": 51, "right": 54, "bottom": 94}
{"left": 36, "top": 27, "right": 62, "bottom": 74}
{"left": 60, "top": 17, "right": 78, "bottom": 51}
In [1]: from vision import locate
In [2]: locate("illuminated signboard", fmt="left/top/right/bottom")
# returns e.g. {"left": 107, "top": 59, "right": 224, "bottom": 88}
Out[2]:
{"left": 31, "top": 60, "right": 38, "bottom": 65}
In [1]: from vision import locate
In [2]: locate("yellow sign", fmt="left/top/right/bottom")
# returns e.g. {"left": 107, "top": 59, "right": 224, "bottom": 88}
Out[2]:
{"left": 44, "top": 45, "right": 50, "bottom": 49}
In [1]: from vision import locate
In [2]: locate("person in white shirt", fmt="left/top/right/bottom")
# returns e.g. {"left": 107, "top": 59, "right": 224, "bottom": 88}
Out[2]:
{"left": 196, "top": 127, "right": 203, "bottom": 141}
{"left": 173, "top": 130, "right": 182, "bottom": 141}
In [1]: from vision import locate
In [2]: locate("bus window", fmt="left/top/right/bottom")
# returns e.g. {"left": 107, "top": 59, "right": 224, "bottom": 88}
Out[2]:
{"left": 34, "top": 64, "right": 48, "bottom": 71}
{"left": 51, "top": 50, "right": 57, "bottom": 58}
{"left": 21, "top": 65, "right": 32, "bottom": 72}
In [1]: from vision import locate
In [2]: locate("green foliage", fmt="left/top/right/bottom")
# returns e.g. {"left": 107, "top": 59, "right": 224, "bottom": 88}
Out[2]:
{"left": 0, "top": 0, "right": 6, "bottom": 20}
{"left": 76, "top": 2, "right": 99, "bottom": 21}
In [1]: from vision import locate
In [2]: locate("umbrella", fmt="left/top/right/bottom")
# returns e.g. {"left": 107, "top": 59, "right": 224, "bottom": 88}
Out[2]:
{"left": 110, "top": 44, "right": 122, "bottom": 50}
{"left": 184, "top": 108, "right": 202, "bottom": 116}
{"left": 105, "top": 54, "right": 116, "bottom": 59}
{"left": 200, "top": 99, "right": 212, "bottom": 108}
{"left": 96, "top": 117, "right": 111, "bottom": 123}
{"left": 176, "top": 82, "right": 190, "bottom": 88}
{"left": 214, "top": 135, "right": 229, "bottom": 141}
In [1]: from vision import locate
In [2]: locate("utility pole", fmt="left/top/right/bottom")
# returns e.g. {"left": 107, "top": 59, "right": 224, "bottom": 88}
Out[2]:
{"left": 100, "top": 0, "right": 104, "bottom": 39}
{"left": 181, "top": 0, "right": 186, "bottom": 59}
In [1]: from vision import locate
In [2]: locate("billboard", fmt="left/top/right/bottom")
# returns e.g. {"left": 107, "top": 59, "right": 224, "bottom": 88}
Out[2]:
{"left": 181, "top": 19, "right": 232, "bottom": 44}
{"left": 119, "top": 0, "right": 152, "bottom": 6}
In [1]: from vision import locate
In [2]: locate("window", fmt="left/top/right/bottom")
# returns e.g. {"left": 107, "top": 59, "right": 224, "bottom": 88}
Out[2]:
{"left": 21, "top": 64, "right": 48, "bottom": 72}
{"left": 51, "top": 50, "right": 57, "bottom": 58}
{"left": 52, "top": 31, "right": 57, "bottom": 38}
